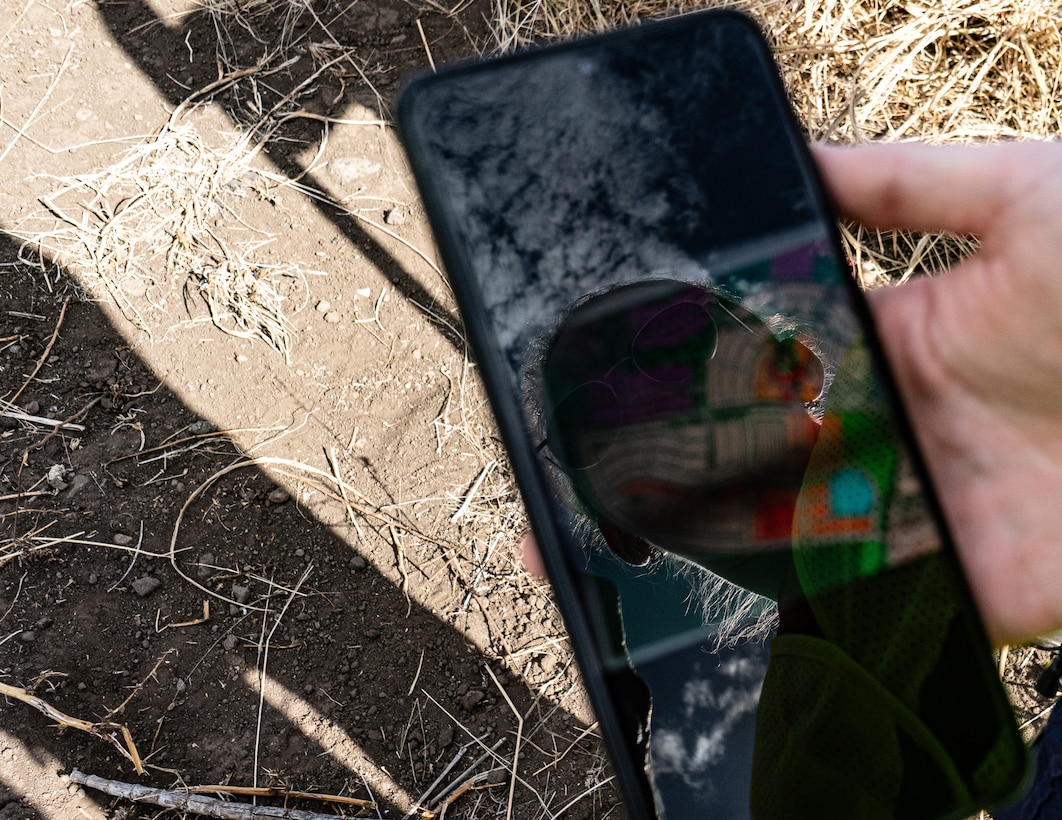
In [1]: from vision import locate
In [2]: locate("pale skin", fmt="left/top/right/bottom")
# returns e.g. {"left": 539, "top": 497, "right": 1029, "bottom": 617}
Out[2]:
{"left": 814, "top": 140, "right": 1062, "bottom": 647}
{"left": 524, "top": 140, "right": 1062, "bottom": 647}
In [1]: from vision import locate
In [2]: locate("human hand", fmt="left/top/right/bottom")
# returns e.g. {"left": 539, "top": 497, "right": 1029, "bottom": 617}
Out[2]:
{"left": 814, "top": 140, "right": 1062, "bottom": 645}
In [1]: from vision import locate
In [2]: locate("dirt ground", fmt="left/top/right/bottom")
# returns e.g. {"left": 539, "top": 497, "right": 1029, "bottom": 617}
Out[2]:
{"left": 0, "top": 1, "right": 622, "bottom": 818}
{"left": 1, "top": 1, "right": 1058, "bottom": 819}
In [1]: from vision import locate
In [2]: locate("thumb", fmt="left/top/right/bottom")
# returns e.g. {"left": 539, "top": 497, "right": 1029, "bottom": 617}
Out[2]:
{"left": 812, "top": 142, "right": 1022, "bottom": 237}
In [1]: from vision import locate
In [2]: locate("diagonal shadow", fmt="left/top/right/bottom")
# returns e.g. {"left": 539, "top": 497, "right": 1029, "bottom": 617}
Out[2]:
{"left": 0, "top": 234, "right": 615, "bottom": 818}
{"left": 93, "top": 0, "right": 476, "bottom": 352}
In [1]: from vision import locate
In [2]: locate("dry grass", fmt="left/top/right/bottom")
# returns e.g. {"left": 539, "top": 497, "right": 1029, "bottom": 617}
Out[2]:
{"left": 491, "top": 0, "right": 1062, "bottom": 284}
{"left": 14, "top": 119, "right": 313, "bottom": 360}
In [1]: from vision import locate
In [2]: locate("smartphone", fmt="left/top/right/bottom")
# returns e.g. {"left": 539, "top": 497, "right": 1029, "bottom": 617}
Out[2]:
{"left": 397, "top": 11, "right": 1028, "bottom": 818}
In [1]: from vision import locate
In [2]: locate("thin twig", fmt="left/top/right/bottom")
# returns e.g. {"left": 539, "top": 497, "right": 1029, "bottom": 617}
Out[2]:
{"left": 252, "top": 565, "right": 313, "bottom": 789}
{"left": 0, "top": 682, "right": 144, "bottom": 773}
{"left": 6, "top": 295, "right": 69, "bottom": 407}
{"left": 0, "top": 44, "right": 74, "bottom": 166}
{"left": 69, "top": 770, "right": 373, "bottom": 820}
{"left": 485, "top": 664, "right": 523, "bottom": 820}
{"left": 107, "top": 519, "right": 146, "bottom": 593}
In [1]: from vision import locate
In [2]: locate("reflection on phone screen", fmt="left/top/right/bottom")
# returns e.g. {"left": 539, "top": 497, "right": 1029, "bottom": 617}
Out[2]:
{"left": 400, "top": 12, "right": 1025, "bottom": 818}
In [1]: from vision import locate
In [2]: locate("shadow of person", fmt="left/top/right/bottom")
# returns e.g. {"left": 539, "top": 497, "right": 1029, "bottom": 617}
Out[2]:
{"left": 0, "top": 230, "right": 612, "bottom": 818}
{"left": 536, "top": 278, "right": 1023, "bottom": 819}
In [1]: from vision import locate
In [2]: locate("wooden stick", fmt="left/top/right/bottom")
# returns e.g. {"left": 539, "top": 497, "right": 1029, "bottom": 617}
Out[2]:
{"left": 69, "top": 770, "right": 376, "bottom": 818}
{"left": 22, "top": 395, "right": 101, "bottom": 455}
{"left": 0, "top": 408, "right": 86, "bottom": 431}
{"left": 6, "top": 295, "right": 70, "bottom": 407}
{"left": 0, "top": 682, "right": 144, "bottom": 773}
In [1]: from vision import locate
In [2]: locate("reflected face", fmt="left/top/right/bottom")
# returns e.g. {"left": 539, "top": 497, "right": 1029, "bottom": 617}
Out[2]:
{"left": 542, "top": 280, "right": 824, "bottom": 565}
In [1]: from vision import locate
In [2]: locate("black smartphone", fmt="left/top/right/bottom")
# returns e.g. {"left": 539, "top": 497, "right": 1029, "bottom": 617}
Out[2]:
{"left": 397, "top": 11, "right": 1029, "bottom": 819}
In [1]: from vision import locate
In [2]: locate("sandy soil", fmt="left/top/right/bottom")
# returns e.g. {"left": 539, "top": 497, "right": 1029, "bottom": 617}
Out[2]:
{"left": 0, "top": 1, "right": 621, "bottom": 818}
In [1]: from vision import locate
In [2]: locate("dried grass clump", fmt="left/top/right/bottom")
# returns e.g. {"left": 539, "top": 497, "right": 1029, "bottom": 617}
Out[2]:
{"left": 17, "top": 120, "right": 310, "bottom": 360}
{"left": 492, "top": 0, "right": 1062, "bottom": 283}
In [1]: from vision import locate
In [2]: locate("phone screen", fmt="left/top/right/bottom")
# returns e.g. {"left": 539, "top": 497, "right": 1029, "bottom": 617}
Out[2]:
{"left": 399, "top": 11, "right": 1027, "bottom": 819}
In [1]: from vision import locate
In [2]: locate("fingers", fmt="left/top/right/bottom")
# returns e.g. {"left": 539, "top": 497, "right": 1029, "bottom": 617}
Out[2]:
{"left": 811, "top": 141, "right": 1048, "bottom": 237}
{"left": 520, "top": 531, "right": 547, "bottom": 578}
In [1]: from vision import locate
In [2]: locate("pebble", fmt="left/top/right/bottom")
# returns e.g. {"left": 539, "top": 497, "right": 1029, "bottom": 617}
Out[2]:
{"left": 120, "top": 275, "right": 148, "bottom": 298}
{"left": 384, "top": 208, "right": 407, "bottom": 226}
{"left": 112, "top": 533, "right": 134, "bottom": 546}
{"left": 232, "top": 585, "right": 251, "bottom": 604}
{"left": 349, "top": 555, "right": 367, "bottom": 571}
{"left": 324, "top": 157, "right": 382, "bottom": 186}
{"left": 315, "top": 300, "right": 331, "bottom": 313}
{"left": 132, "top": 576, "right": 162, "bottom": 597}
{"left": 19, "top": 630, "right": 36, "bottom": 643}
{"left": 88, "top": 573, "right": 98, "bottom": 585}
{"left": 222, "top": 634, "right": 238, "bottom": 652}
{"left": 197, "top": 552, "right": 215, "bottom": 579}
{"left": 267, "top": 488, "right": 290, "bottom": 505}
{"left": 66, "top": 474, "right": 92, "bottom": 498}
{"left": 23, "top": 400, "right": 39, "bottom": 415}
{"left": 46, "top": 464, "right": 68, "bottom": 490}
{"left": 324, "top": 311, "right": 341, "bottom": 324}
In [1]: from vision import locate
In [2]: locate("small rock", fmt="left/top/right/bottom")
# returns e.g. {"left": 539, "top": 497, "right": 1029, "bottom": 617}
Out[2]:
{"left": 85, "top": 360, "right": 116, "bottom": 383}
{"left": 19, "top": 630, "right": 36, "bottom": 643}
{"left": 35, "top": 616, "right": 53, "bottom": 630}
{"left": 112, "top": 533, "right": 134, "bottom": 546}
{"left": 197, "top": 553, "right": 215, "bottom": 579}
{"left": 87, "top": 573, "right": 98, "bottom": 585}
{"left": 461, "top": 690, "right": 485, "bottom": 710}
{"left": 235, "top": 354, "right": 248, "bottom": 363}
{"left": 267, "top": 488, "right": 290, "bottom": 505}
{"left": 315, "top": 300, "right": 331, "bottom": 313}
{"left": 46, "top": 464, "right": 68, "bottom": 490}
{"left": 66, "top": 474, "right": 92, "bottom": 498}
{"left": 23, "top": 400, "right": 40, "bottom": 415}
{"left": 232, "top": 585, "right": 251, "bottom": 604}
{"left": 187, "top": 420, "right": 216, "bottom": 435}
{"left": 349, "top": 555, "right": 367, "bottom": 571}
{"left": 222, "top": 634, "right": 238, "bottom": 652}
{"left": 294, "top": 548, "right": 305, "bottom": 558}
{"left": 324, "top": 157, "right": 382, "bottom": 186}
{"left": 324, "top": 311, "right": 341, "bottom": 324}
{"left": 132, "top": 576, "right": 162, "bottom": 597}
{"left": 119, "top": 275, "right": 148, "bottom": 298}
{"left": 383, "top": 208, "right": 407, "bottom": 226}
{"left": 77, "top": 682, "right": 88, "bottom": 691}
